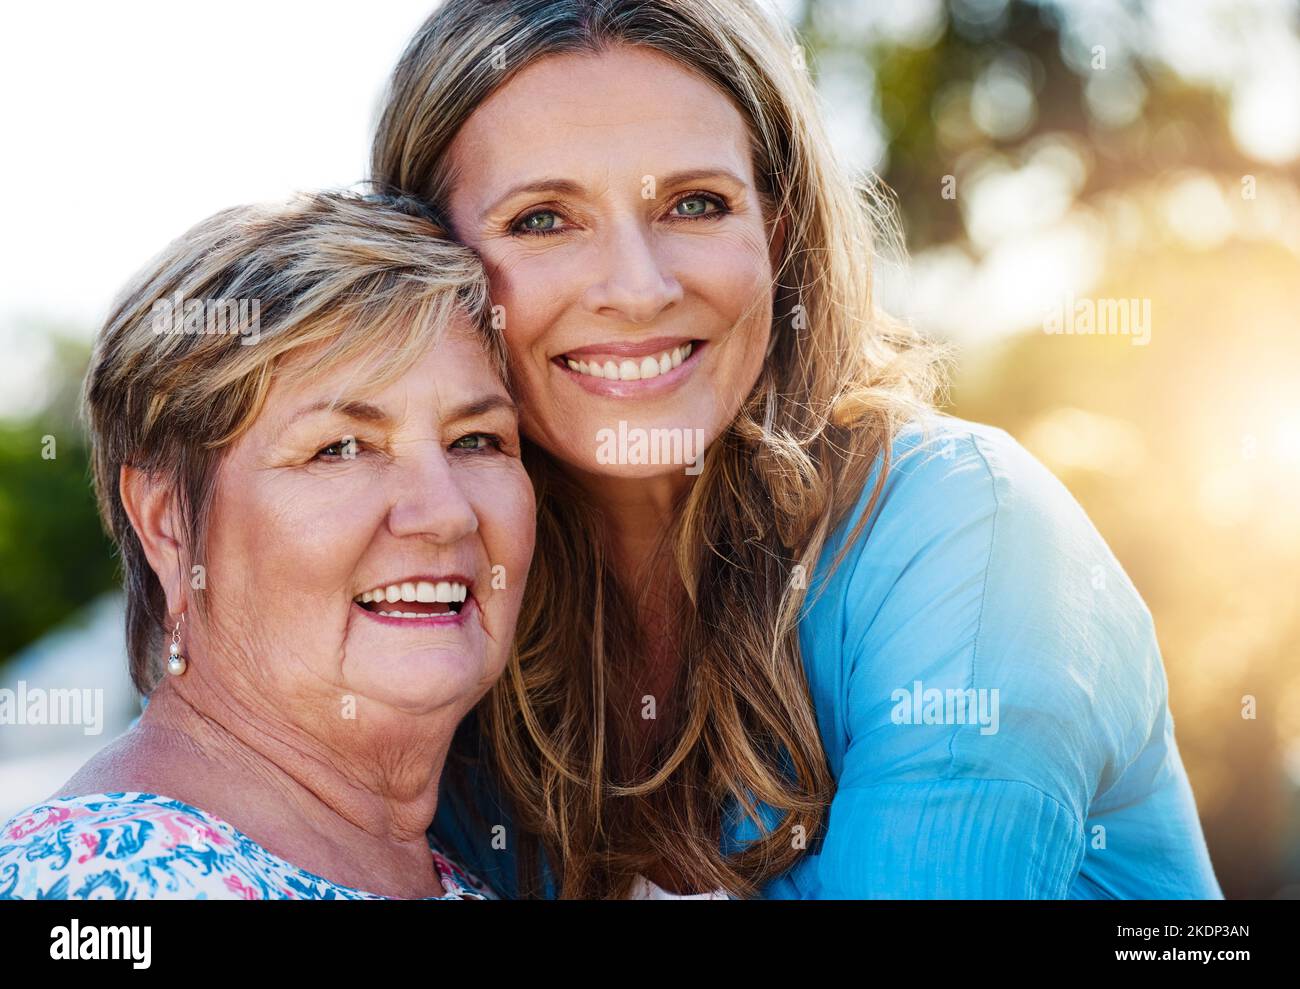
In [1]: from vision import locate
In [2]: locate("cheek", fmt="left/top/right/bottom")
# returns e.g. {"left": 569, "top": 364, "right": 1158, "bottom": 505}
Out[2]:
{"left": 206, "top": 470, "right": 379, "bottom": 617}
{"left": 680, "top": 233, "right": 774, "bottom": 337}
{"left": 467, "top": 467, "right": 536, "bottom": 584}
{"left": 489, "top": 257, "right": 567, "bottom": 364}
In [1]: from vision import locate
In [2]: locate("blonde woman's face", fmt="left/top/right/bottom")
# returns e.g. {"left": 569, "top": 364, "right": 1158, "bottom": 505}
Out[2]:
{"left": 444, "top": 45, "right": 780, "bottom": 479}
{"left": 200, "top": 320, "right": 534, "bottom": 725}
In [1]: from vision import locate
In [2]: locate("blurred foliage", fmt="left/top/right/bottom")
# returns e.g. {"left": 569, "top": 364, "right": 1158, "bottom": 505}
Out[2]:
{"left": 793, "top": 0, "right": 1300, "bottom": 898}
{"left": 0, "top": 329, "right": 118, "bottom": 662}
{"left": 796, "top": 0, "right": 1295, "bottom": 248}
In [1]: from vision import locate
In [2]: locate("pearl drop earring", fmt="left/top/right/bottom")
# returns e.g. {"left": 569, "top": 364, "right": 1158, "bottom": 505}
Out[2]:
{"left": 167, "top": 616, "right": 187, "bottom": 676}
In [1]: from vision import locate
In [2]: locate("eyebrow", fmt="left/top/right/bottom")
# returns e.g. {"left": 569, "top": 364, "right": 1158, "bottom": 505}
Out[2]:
{"left": 481, "top": 167, "right": 750, "bottom": 220}
{"left": 284, "top": 394, "right": 517, "bottom": 429}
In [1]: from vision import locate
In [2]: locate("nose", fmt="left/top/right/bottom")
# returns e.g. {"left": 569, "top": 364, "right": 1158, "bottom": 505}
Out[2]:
{"left": 386, "top": 441, "right": 478, "bottom": 544}
{"left": 582, "top": 216, "right": 683, "bottom": 323}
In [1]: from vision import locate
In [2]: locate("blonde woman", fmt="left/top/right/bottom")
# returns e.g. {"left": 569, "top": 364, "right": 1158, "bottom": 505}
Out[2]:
{"left": 0, "top": 192, "right": 533, "bottom": 899}
{"left": 371, "top": 0, "right": 1222, "bottom": 900}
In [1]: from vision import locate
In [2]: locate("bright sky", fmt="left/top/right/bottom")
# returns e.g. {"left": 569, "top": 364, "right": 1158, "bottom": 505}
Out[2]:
{"left": 0, "top": 0, "right": 441, "bottom": 415}
{"left": 1, "top": 0, "right": 1296, "bottom": 418}
{"left": 1, "top": 0, "right": 447, "bottom": 316}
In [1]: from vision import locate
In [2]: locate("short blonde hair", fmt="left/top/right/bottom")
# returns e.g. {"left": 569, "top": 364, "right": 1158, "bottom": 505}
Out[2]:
{"left": 83, "top": 190, "right": 503, "bottom": 694}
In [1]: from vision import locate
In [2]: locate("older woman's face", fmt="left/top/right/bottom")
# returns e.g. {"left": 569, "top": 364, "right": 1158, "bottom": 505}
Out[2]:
{"left": 444, "top": 45, "right": 779, "bottom": 479}
{"left": 200, "top": 320, "right": 533, "bottom": 720}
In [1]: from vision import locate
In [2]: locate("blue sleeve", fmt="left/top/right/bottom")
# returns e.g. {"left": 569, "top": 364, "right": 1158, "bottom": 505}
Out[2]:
{"left": 428, "top": 710, "right": 558, "bottom": 900}
{"left": 805, "top": 417, "right": 1220, "bottom": 898}
{"left": 429, "top": 758, "right": 523, "bottom": 900}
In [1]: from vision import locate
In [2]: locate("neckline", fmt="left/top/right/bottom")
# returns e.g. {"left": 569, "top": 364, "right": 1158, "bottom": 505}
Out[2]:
{"left": 41, "top": 791, "right": 473, "bottom": 900}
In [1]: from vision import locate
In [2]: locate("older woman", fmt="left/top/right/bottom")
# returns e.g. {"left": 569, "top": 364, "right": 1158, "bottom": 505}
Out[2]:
{"left": 0, "top": 191, "right": 534, "bottom": 899}
{"left": 369, "top": 0, "right": 1222, "bottom": 899}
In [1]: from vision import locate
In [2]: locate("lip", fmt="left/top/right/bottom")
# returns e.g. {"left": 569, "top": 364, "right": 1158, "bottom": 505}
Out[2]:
{"left": 552, "top": 340, "right": 705, "bottom": 398}
{"left": 555, "top": 336, "right": 696, "bottom": 361}
{"left": 353, "top": 594, "right": 477, "bottom": 629}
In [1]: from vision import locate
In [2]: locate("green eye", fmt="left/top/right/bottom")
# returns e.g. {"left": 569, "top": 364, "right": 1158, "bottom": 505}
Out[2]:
{"left": 674, "top": 196, "right": 716, "bottom": 216}
{"left": 673, "top": 193, "right": 731, "bottom": 219}
{"left": 518, "top": 210, "right": 559, "bottom": 233}
{"left": 451, "top": 433, "right": 502, "bottom": 452}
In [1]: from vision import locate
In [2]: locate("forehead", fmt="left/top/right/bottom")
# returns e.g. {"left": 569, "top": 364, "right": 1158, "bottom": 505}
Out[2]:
{"left": 447, "top": 45, "right": 756, "bottom": 209}
{"left": 265, "top": 315, "right": 503, "bottom": 415}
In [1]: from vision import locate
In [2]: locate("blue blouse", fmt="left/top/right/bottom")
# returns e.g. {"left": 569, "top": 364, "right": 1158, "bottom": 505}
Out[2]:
{"left": 431, "top": 412, "right": 1223, "bottom": 898}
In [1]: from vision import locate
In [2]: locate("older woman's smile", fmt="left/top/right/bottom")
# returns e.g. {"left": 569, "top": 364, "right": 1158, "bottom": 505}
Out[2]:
{"left": 353, "top": 575, "right": 475, "bottom": 622}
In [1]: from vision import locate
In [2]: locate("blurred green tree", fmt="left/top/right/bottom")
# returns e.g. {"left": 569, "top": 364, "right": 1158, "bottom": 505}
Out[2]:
{"left": 0, "top": 327, "right": 118, "bottom": 664}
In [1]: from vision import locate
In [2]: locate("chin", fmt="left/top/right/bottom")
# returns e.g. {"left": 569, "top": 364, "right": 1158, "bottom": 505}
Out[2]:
{"left": 347, "top": 645, "right": 489, "bottom": 716}
{"left": 536, "top": 406, "right": 721, "bottom": 480}
{"left": 577, "top": 455, "right": 705, "bottom": 482}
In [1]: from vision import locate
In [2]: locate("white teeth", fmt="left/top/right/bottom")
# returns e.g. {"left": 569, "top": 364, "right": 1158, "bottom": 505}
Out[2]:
{"left": 355, "top": 581, "right": 470, "bottom": 606}
{"left": 562, "top": 346, "right": 694, "bottom": 381}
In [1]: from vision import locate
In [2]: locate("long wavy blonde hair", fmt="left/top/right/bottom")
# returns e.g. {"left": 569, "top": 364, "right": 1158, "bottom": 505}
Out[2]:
{"left": 372, "top": 0, "right": 948, "bottom": 898}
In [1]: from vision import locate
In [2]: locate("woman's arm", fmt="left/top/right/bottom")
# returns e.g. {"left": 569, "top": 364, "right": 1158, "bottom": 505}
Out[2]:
{"left": 804, "top": 417, "right": 1220, "bottom": 898}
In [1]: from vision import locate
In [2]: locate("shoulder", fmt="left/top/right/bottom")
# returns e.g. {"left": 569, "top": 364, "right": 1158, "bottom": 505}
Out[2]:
{"left": 811, "top": 411, "right": 1135, "bottom": 642}
{"left": 822, "top": 411, "right": 1089, "bottom": 569}
{"left": 0, "top": 792, "right": 269, "bottom": 900}
{"left": 806, "top": 413, "right": 1166, "bottom": 813}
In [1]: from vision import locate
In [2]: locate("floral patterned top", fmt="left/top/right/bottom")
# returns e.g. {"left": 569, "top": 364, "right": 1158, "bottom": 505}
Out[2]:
{"left": 0, "top": 792, "right": 495, "bottom": 900}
